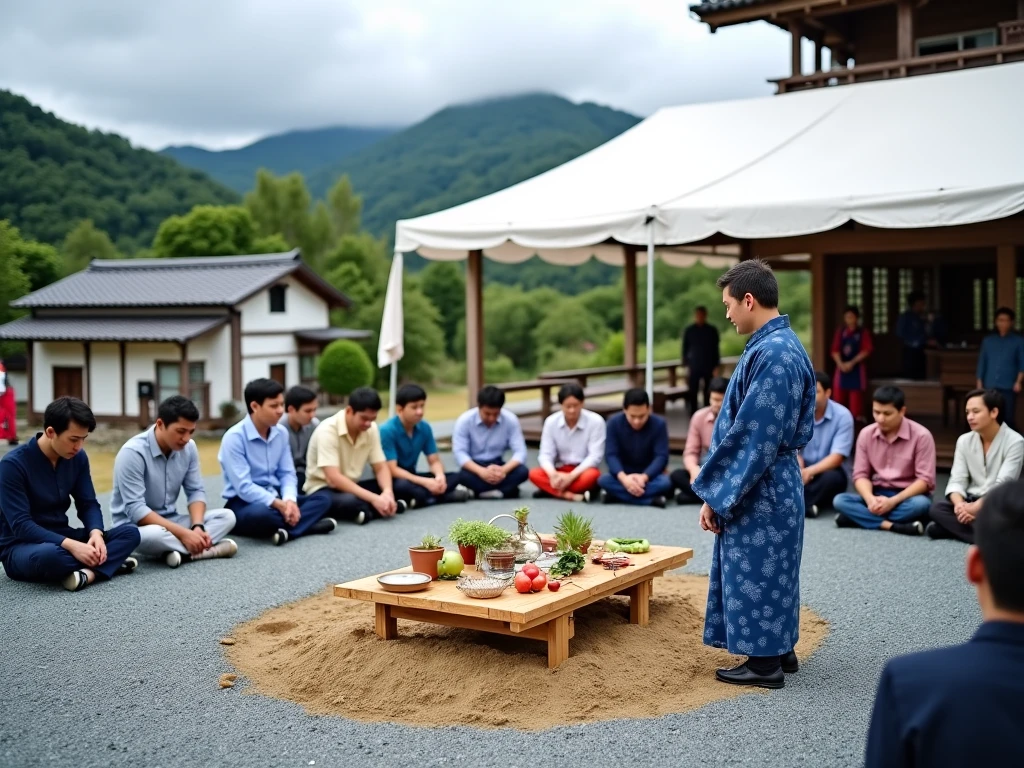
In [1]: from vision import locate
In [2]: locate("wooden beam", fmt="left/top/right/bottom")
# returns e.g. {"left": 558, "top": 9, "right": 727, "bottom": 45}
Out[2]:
{"left": 179, "top": 342, "right": 189, "bottom": 400}
{"left": 997, "top": 245, "right": 1017, "bottom": 312}
{"left": 810, "top": 253, "right": 828, "bottom": 370}
{"left": 83, "top": 342, "right": 91, "bottom": 404}
{"left": 230, "top": 310, "right": 242, "bottom": 401}
{"left": 465, "top": 249, "right": 484, "bottom": 406}
{"left": 697, "top": 0, "right": 895, "bottom": 28}
{"left": 119, "top": 341, "right": 127, "bottom": 417}
{"left": 897, "top": 0, "right": 914, "bottom": 60}
{"left": 623, "top": 246, "right": 638, "bottom": 371}
{"left": 790, "top": 21, "right": 803, "bottom": 76}
{"left": 815, "top": 40, "right": 824, "bottom": 72}
{"left": 25, "top": 341, "right": 33, "bottom": 417}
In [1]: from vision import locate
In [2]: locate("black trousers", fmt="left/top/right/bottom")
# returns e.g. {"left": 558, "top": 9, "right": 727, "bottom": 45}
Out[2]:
{"left": 670, "top": 469, "right": 702, "bottom": 504}
{"left": 804, "top": 468, "right": 849, "bottom": 511}
{"left": 320, "top": 479, "right": 386, "bottom": 522}
{"left": 392, "top": 472, "right": 466, "bottom": 507}
{"left": 686, "top": 370, "right": 713, "bottom": 414}
{"left": 929, "top": 498, "right": 975, "bottom": 543}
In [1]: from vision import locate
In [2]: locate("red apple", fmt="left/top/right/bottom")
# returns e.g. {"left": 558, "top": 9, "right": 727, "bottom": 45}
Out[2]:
{"left": 522, "top": 563, "right": 540, "bottom": 579}
{"left": 548, "top": 580, "right": 561, "bottom": 592}
{"left": 514, "top": 572, "right": 534, "bottom": 594}
{"left": 531, "top": 573, "right": 547, "bottom": 592}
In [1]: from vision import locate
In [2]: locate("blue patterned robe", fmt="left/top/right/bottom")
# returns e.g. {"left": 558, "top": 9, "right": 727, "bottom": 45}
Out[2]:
{"left": 691, "top": 315, "right": 816, "bottom": 656}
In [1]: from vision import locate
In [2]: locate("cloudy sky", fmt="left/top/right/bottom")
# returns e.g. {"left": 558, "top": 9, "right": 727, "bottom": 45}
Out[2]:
{"left": 1, "top": 0, "right": 796, "bottom": 150}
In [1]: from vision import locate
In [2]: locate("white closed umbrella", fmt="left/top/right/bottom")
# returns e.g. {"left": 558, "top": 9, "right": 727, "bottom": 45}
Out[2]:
{"left": 378, "top": 251, "right": 405, "bottom": 417}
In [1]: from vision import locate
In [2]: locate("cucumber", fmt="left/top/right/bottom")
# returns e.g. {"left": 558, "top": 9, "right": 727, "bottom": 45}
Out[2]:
{"left": 605, "top": 538, "right": 650, "bottom": 554}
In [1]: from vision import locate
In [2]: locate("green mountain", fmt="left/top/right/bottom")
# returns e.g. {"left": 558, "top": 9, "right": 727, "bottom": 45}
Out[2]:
{"left": 162, "top": 125, "right": 398, "bottom": 193}
{"left": 0, "top": 89, "right": 239, "bottom": 253}
{"left": 307, "top": 93, "right": 642, "bottom": 239}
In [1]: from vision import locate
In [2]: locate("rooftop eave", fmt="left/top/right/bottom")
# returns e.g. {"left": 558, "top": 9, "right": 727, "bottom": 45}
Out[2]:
{"left": 692, "top": 0, "right": 898, "bottom": 31}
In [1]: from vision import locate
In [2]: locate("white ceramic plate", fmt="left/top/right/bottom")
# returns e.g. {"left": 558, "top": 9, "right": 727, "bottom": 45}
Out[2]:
{"left": 377, "top": 572, "right": 432, "bottom": 592}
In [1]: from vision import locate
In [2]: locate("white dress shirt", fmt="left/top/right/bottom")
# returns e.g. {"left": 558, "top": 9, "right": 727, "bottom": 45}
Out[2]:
{"left": 945, "top": 423, "right": 1024, "bottom": 500}
{"left": 538, "top": 409, "right": 605, "bottom": 472}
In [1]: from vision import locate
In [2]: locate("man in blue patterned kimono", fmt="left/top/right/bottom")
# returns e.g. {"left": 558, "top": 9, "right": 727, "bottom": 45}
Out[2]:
{"left": 692, "top": 259, "right": 816, "bottom": 689}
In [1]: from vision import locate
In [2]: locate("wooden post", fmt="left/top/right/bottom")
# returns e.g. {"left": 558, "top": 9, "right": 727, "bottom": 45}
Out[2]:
{"left": 996, "top": 245, "right": 1017, "bottom": 313}
{"left": 465, "top": 250, "right": 484, "bottom": 406}
{"left": 374, "top": 603, "right": 398, "bottom": 640}
{"left": 25, "top": 341, "right": 33, "bottom": 418}
{"left": 1018, "top": 0, "right": 1024, "bottom": 20}
{"left": 546, "top": 613, "right": 571, "bottom": 669}
{"left": 119, "top": 341, "right": 127, "bottom": 417}
{"left": 814, "top": 41, "right": 823, "bottom": 72}
{"left": 789, "top": 21, "right": 803, "bottom": 77}
{"left": 179, "top": 342, "right": 189, "bottom": 398}
{"left": 83, "top": 342, "right": 91, "bottom": 404}
{"left": 230, "top": 310, "right": 242, "bottom": 401}
{"left": 810, "top": 253, "right": 828, "bottom": 371}
{"left": 897, "top": 0, "right": 914, "bottom": 61}
{"left": 628, "top": 579, "right": 652, "bottom": 626}
{"left": 623, "top": 246, "right": 638, "bottom": 373}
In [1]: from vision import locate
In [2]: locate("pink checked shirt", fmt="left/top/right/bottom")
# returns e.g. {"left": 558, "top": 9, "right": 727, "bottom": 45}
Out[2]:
{"left": 852, "top": 417, "right": 936, "bottom": 493}
{"left": 684, "top": 406, "right": 717, "bottom": 466}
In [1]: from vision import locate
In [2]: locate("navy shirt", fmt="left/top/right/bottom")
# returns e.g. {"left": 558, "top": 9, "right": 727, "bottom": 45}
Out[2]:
{"left": 0, "top": 435, "right": 104, "bottom": 554}
{"left": 683, "top": 323, "right": 721, "bottom": 374}
{"left": 604, "top": 412, "right": 669, "bottom": 478}
{"left": 977, "top": 332, "right": 1024, "bottom": 391}
{"left": 379, "top": 416, "right": 438, "bottom": 473}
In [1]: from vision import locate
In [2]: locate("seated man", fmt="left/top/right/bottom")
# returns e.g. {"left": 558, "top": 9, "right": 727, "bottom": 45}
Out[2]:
{"left": 928, "top": 389, "right": 1024, "bottom": 543}
{"left": 280, "top": 385, "right": 319, "bottom": 489}
{"left": 670, "top": 376, "right": 727, "bottom": 505}
{"left": 0, "top": 397, "right": 140, "bottom": 592}
{"left": 833, "top": 385, "right": 936, "bottom": 536}
{"left": 598, "top": 388, "right": 673, "bottom": 508}
{"left": 529, "top": 383, "right": 604, "bottom": 502}
{"left": 799, "top": 371, "right": 854, "bottom": 518}
{"left": 111, "top": 395, "right": 238, "bottom": 568}
{"left": 219, "top": 378, "right": 335, "bottom": 546}
{"left": 865, "top": 480, "right": 1024, "bottom": 767}
{"left": 379, "top": 384, "right": 467, "bottom": 508}
{"left": 452, "top": 386, "right": 529, "bottom": 499}
{"left": 304, "top": 387, "right": 401, "bottom": 523}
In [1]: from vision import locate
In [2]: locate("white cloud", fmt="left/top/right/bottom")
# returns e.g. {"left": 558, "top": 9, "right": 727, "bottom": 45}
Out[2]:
{"left": 0, "top": 0, "right": 790, "bottom": 149}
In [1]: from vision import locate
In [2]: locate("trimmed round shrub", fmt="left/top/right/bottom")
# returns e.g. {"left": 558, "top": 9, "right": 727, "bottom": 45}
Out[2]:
{"left": 317, "top": 339, "right": 374, "bottom": 397}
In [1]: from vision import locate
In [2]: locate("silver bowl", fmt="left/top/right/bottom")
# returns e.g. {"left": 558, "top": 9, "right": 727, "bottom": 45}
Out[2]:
{"left": 456, "top": 575, "right": 512, "bottom": 599}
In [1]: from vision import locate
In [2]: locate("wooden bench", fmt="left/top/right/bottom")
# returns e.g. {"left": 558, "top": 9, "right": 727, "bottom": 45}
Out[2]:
{"left": 492, "top": 378, "right": 576, "bottom": 420}
{"left": 653, "top": 385, "right": 689, "bottom": 414}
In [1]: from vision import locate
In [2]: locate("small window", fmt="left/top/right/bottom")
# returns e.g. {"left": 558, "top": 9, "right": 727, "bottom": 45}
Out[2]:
{"left": 300, "top": 354, "right": 318, "bottom": 382}
{"left": 1015, "top": 277, "right": 1024, "bottom": 331}
{"left": 918, "top": 29, "right": 997, "bottom": 57}
{"left": 872, "top": 267, "right": 889, "bottom": 334}
{"left": 269, "top": 285, "right": 287, "bottom": 313}
{"left": 845, "top": 267, "right": 863, "bottom": 310}
{"left": 898, "top": 269, "right": 914, "bottom": 313}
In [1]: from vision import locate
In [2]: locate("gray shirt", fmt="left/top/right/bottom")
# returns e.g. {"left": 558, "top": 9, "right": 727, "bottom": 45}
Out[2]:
{"left": 110, "top": 427, "right": 206, "bottom": 526}
{"left": 279, "top": 414, "right": 319, "bottom": 475}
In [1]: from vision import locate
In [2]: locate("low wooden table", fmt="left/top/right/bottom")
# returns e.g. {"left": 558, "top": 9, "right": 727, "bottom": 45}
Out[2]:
{"left": 334, "top": 545, "right": 693, "bottom": 668}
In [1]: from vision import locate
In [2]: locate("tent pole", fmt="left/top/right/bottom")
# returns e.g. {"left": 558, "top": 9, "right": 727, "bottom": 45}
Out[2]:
{"left": 645, "top": 219, "right": 655, "bottom": 399}
{"left": 388, "top": 361, "right": 398, "bottom": 418}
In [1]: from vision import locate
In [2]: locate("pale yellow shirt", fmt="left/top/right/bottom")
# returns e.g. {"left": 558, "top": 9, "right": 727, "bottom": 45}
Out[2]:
{"left": 303, "top": 413, "right": 386, "bottom": 494}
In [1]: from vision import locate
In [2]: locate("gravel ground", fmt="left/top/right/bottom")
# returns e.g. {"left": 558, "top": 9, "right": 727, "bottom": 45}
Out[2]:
{"left": 0, "top": 454, "right": 975, "bottom": 768}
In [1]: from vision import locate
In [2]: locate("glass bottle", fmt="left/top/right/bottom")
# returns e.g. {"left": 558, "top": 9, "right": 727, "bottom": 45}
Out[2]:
{"left": 488, "top": 513, "right": 543, "bottom": 564}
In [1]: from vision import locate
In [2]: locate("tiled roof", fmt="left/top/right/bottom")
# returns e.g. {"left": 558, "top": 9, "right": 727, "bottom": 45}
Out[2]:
{"left": 294, "top": 327, "right": 372, "bottom": 342}
{"left": 690, "top": 0, "right": 766, "bottom": 14}
{"left": 11, "top": 250, "right": 350, "bottom": 309}
{"left": 0, "top": 315, "right": 228, "bottom": 343}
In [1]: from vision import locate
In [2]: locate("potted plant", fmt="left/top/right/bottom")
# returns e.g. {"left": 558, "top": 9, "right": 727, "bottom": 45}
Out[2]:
{"left": 448, "top": 519, "right": 510, "bottom": 568}
{"left": 409, "top": 534, "right": 445, "bottom": 580}
{"left": 553, "top": 509, "right": 594, "bottom": 554}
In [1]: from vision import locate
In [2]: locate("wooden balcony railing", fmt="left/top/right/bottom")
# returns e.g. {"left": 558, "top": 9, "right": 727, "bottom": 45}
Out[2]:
{"left": 771, "top": 41, "right": 1024, "bottom": 93}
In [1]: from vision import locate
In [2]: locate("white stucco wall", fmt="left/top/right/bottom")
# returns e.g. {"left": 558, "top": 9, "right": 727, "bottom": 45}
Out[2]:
{"left": 187, "top": 325, "right": 232, "bottom": 415}
{"left": 7, "top": 371, "right": 27, "bottom": 403}
{"left": 89, "top": 342, "right": 122, "bottom": 417}
{"left": 33, "top": 342, "right": 86, "bottom": 407}
{"left": 123, "top": 342, "right": 179, "bottom": 418}
{"left": 238, "top": 275, "right": 329, "bottom": 333}
{"left": 240, "top": 333, "right": 297, "bottom": 358}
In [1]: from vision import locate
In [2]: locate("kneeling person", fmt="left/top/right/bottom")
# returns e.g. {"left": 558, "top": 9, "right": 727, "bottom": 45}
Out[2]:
{"left": 598, "top": 389, "right": 673, "bottom": 507}
{"left": 0, "top": 397, "right": 140, "bottom": 591}
{"left": 304, "top": 387, "right": 401, "bottom": 523}
{"left": 671, "top": 376, "right": 727, "bottom": 505}
{"left": 529, "top": 383, "right": 604, "bottom": 502}
{"left": 219, "top": 378, "right": 335, "bottom": 545}
{"left": 380, "top": 384, "right": 467, "bottom": 508}
{"left": 111, "top": 395, "right": 237, "bottom": 568}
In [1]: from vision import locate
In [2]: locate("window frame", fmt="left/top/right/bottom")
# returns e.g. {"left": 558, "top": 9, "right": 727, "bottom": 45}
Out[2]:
{"left": 269, "top": 284, "right": 288, "bottom": 314}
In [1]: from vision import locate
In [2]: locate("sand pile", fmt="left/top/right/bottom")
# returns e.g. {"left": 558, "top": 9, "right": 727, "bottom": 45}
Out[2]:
{"left": 225, "top": 575, "right": 828, "bottom": 730}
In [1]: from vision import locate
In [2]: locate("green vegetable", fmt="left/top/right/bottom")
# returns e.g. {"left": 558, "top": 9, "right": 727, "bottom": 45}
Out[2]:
{"left": 549, "top": 549, "right": 586, "bottom": 579}
{"left": 605, "top": 538, "right": 650, "bottom": 554}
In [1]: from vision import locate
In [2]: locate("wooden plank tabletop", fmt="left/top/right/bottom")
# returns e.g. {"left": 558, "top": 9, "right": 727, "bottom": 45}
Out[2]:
{"left": 334, "top": 545, "right": 693, "bottom": 628}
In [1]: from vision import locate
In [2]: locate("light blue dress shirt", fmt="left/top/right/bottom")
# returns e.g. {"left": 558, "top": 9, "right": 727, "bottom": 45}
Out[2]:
{"left": 219, "top": 416, "right": 298, "bottom": 505}
{"left": 802, "top": 399, "right": 855, "bottom": 478}
{"left": 452, "top": 408, "right": 528, "bottom": 467}
{"left": 110, "top": 427, "right": 207, "bottom": 526}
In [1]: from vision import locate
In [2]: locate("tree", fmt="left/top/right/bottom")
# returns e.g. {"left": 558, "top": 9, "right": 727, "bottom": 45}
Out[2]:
{"left": 15, "top": 239, "right": 63, "bottom": 291}
{"left": 62, "top": 219, "right": 119, "bottom": 275}
{"left": 532, "top": 297, "right": 607, "bottom": 367}
{"left": 419, "top": 261, "right": 465, "bottom": 357}
{"left": 152, "top": 205, "right": 257, "bottom": 258}
{"left": 327, "top": 174, "right": 362, "bottom": 237}
{"left": 355, "top": 283, "right": 444, "bottom": 387}
{"left": 0, "top": 221, "right": 31, "bottom": 356}
{"left": 317, "top": 340, "right": 374, "bottom": 397}
{"left": 244, "top": 170, "right": 335, "bottom": 268}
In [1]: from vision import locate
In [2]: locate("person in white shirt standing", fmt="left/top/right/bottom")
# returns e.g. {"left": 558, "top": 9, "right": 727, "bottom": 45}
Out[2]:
{"left": 529, "top": 383, "right": 605, "bottom": 502}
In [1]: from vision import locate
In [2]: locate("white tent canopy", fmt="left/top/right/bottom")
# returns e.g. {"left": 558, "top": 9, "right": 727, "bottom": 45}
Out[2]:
{"left": 397, "top": 62, "right": 1024, "bottom": 260}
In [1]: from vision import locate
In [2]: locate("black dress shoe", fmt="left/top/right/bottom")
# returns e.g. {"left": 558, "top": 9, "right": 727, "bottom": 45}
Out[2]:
{"left": 834, "top": 513, "right": 858, "bottom": 528}
{"left": 781, "top": 650, "right": 798, "bottom": 674}
{"left": 715, "top": 662, "right": 785, "bottom": 689}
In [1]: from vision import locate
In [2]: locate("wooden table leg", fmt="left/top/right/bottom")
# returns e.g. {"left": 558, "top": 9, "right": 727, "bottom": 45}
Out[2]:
{"left": 546, "top": 614, "right": 571, "bottom": 669}
{"left": 628, "top": 579, "right": 652, "bottom": 626}
{"left": 375, "top": 603, "right": 398, "bottom": 640}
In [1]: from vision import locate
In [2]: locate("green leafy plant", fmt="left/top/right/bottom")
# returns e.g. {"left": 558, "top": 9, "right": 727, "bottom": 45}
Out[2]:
{"left": 316, "top": 339, "right": 373, "bottom": 397}
{"left": 549, "top": 550, "right": 586, "bottom": 579}
{"left": 512, "top": 506, "right": 530, "bottom": 524}
{"left": 413, "top": 534, "right": 443, "bottom": 550}
{"left": 448, "top": 519, "right": 510, "bottom": 553}
{"left": 553, "top": 509, "right": 594, "bottom": 552}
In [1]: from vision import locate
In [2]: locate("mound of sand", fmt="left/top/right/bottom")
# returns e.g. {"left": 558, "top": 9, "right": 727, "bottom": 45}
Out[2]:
{"left": 225, "top": 575, "right": 828, "bottom": 730}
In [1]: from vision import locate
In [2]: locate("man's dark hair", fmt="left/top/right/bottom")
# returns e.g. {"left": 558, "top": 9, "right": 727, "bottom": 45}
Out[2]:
{"left": 285, "top": 386, "right": 318, "bottom": 412}
{"left": 348, "top": 387, "right": 382, "bottom": 413}
{"left": 158, "top": 395, "right": 200, "bottom": 425}
{"left": 872, "top": 385, "right": 906, "bottom": 411}
{"left": 623, "top": 388, "right": 650, "bottom": 409}
{"left": 558, "top": 383, "right": 585, "bottom": 403}
{"left": 965, "top": 388, "right": 1004, "bottom": 424}
{"left": 844, "top": 305, "right": 861, "bottom": 318}
{"left": 907, "top": 290, "right": 925, "bottom": 306}
{"left": 974, "top": 480, "right": 1024, "bottom": 613}
{"left": 44, "top": 397, "right": 96, "bottom": 434}
{"left": 716, "top": 259, "right": 779, "bottom": 309}
{"left": 396, "top": 383, "right": 427, "bottom": 407}
{"left": 695, "top": 305, "right": 708, "bottom": 314}
{"left": 814, "top": 371, "right": 832, "bottom": 392}
{"left": 244, "top": 378, "right": 284, "bottom": 414}
{"left": 477, "top": 385, "right": 506, "bottom": 409}
{"left": 995, "top": 306, "right": 1016, "bottom": 321}
{"left": 709, "top": 377, "right": 728, "bottom": 395}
